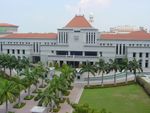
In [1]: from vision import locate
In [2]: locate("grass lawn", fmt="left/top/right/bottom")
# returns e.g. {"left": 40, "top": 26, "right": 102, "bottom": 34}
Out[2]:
{"left": 79, "top": 84, "right": 150, "bottom": 113}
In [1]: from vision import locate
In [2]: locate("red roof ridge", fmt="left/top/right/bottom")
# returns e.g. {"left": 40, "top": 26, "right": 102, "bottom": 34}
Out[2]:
{"left": 101, "top": 31, "right": 150, "bottom": 40}
{"left": 65, "top": 15, "right": 92, "bottom": 28}
{"left": 2, "top": 33, "right": 57, "bottom": 39}
{"left": 0, "top": 23, "right": 18, "bottom": 27}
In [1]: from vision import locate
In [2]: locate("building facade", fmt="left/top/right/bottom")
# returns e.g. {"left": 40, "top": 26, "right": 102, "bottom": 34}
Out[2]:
{"left": 0, "top": 15, "right": 150, "bottom": 68}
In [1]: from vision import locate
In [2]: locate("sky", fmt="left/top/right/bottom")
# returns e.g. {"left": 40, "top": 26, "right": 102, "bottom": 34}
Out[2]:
{"left": 0, "top": 0, "right": 150, "bottom": 33}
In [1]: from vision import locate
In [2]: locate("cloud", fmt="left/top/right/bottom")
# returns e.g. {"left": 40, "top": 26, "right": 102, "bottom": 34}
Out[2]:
{"left": 65, "top": 0, "right": 111, "bottom": 14}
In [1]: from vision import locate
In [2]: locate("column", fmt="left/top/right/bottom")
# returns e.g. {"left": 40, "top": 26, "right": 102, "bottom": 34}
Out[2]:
{"left": 83, "top": 51, "right": 85, "bottom": 56}
{"left": 89, "top": 32, "right": 90, "bottom": 44}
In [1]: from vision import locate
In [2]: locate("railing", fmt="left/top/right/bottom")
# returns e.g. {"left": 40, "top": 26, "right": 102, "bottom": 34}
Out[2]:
{"left": 48, "top": 55, "right": 99, "bottom": 59}
{"left": 84, "top": 72, "right": 146, "bottom": 81}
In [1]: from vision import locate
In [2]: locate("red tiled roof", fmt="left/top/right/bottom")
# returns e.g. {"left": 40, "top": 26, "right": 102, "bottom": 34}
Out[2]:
{"left": 101, "top": 31, "right": 150, "bottom": 41}
{"left": 65, "top": 15, "right": 92, "bottom": 28}
{"left": 2, "top": 33, "right": 57, "bottom": 39}
{"left": 0, "top": 23, "right": 18, "bottom": 27}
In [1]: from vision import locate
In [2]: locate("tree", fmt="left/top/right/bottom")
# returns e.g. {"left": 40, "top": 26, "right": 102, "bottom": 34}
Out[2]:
{"left": 80, "top": 61, "right": 96, "bottom": 87}
{"left": 38, "top": 86, "right": 59, "bottom": 111}
{"left": 129, "top": 58, "right": 143, "bottom": 82}
{"left": 109, "top": 59, "right": 119, "bottom": 85}
{"left": 61, "top": 64, "right": 75, "bottom": 87}
{"left": 0, "top": 80, "right": 18, "bottom": 113}
{"left": 119, "top": 58, "right": 129, "bottom": 84}
{"left": 37, "top": 62, "right": 46, "bottom": 87}
{"left": 21, "top": 66, "right": 34, "bottom": 96}
{"left": 96, "top": 59, "right": 106, "bottom": 86}
{"left": 0, "top": 54, "right": 9, "bottom": 72}
{"left": 7, "top": 55, "right": 17, "bottom": 76}
{"left": 12, "top": 76, "right": 26, "bottom": 106}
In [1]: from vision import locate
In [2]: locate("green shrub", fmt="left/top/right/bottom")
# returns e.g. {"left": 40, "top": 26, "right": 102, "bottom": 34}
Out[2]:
{"left": 84, "top": 81, "right": 135, "bottom": 89}
{"left": 137, "top": 76, "right": 150, "bottom": 96}
{"left": 13, "top": 103, "right": 26, "bottom": 109}
{"left": 59, "top": 98, "right": 66, "bottom": 103}
{"left": 34, "top": 95, "right": 41, "bottom": 101}
{"left": 8, "top": 112, "right": 15, "bottom": 113}
{"left": 53, "top": 106, "right": 61, "bottom": 113}
{"left": 32, "top": 89, "right": 42, "bottom": 93}
{"left": 24, "top": 95, "right": 34, "bottom": 100}
{"left": 68, "top": 86, "right": 73, "bottom": 90}
{"left": 64, "top": 91, "right": 70, "bottom": 96}
{"left": 66, "top": 98, "right": 70, "bottom": 104}
{"left": 39, "top": 84, "right": 46, "bottom": 88}
{"left": 49, "top": 62, "right": 53, "bottom": 67}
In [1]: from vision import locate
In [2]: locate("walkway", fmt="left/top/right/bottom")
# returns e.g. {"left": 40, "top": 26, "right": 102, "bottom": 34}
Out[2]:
{"left": 58, "top": 83, "right": 84, "bottom": 113}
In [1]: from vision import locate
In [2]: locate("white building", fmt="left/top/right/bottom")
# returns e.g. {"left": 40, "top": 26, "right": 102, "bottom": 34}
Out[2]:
{"left": 0, "top": 15, "right": 150, "bottom": 68}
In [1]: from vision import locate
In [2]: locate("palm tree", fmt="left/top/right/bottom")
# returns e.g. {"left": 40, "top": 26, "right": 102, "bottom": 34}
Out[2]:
{"left": 120, "top": 58, "right": 129, "bottom": 84}
{"left": 21, "top": 67, "right": 34, "bottom": 96}
{"left": 38, "top": 86, "right": 59, "bottom": 111}
{"left": 80, "top": 61, "right": 96, "bottom": 87}
{"left": 0, "top": 79, "right": 18, "bottom": 113}
{"left": 61, "top": 64, "right": 75, "bottom": 87}
{"left": 7, "top": 55, "right": 17, "bottom": 76}
{"left": 51, "top": 76, "right": 67, "bottom": 101}
{"left": 12, "top": 76, "right": 26, "bottom": 106}
{"left": 96, "top": 59, "right": 106, "bottom": 86}
{"left": 0, "top": 54, "right": 9, "bottom": 72}
{"left": 109, "top": 59, "right": 119, "bottom": 85}
{"left": 129, "top": 58, "right": 143, "bottom": 82}
{"left": 37, "top": 63, "right": 46, "bottom": 88}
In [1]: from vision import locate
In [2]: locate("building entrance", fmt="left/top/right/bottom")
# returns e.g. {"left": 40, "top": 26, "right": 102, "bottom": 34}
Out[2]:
{"left": 32, "top": 56, "right": 40, "bottom": 63}
{"left": 67, "top": 61, "right": 79, "bottom": 68}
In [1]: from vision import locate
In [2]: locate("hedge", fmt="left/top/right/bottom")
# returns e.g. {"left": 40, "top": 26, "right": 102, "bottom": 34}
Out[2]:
{"left": 84, "top": 81, "right": 135, "bottom": 89}
{"left": 136, "top": 76, "right": 150, "bottom": 96}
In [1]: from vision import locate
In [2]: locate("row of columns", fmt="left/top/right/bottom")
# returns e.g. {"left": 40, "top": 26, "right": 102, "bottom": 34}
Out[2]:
{"left": 58, "top": 32, "right": 68, "bottom": 44}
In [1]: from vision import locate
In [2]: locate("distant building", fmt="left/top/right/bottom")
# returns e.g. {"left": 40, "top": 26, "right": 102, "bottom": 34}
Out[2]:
{"left": 0, "top": 15, "right": 150, "bottom": 68}
{"left": 0, "top": 23, "right": 18, "bottom": 34}
{"left": 110, "top": 25, "right": 141, "bottom": 33}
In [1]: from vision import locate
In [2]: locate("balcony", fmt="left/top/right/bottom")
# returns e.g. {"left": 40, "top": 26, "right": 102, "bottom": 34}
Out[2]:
{"left": 48, "top": 55, "right": 100, "bottom": 61}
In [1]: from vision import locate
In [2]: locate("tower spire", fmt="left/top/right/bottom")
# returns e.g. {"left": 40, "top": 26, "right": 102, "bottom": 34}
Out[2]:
{"left": 77, "top": 7, "right": 83, "bottom": 16}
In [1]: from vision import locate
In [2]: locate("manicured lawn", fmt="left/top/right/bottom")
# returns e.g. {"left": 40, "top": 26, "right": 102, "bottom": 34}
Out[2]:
{"left": 79, "top": 84, "right": 150, "bottom": 113}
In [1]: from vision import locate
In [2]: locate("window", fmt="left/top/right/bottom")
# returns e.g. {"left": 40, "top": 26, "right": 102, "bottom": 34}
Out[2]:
{"left": 146, "top": 53, "right": 149, "bottom": 58}
{"left": 139, "top": 59, "right": 142, "bottom": 67}
{"left": 12, "top": 49, "right": 15, "bottom": 54}
{"left": 7, "top": 49, "right": 9, "bottom": 54}
{"left": 17, "top": 49, "right": 20, "bottom": 54}
{"left": 139, "top": 53, "right": 142, "bottom": 57}
{"left": 120, "top": 44, "right": 122, "bottom": 55}
{"left": 145, "top": 60, "right": 149, "bottom": 68}
{"left": 123, "top": 44, "right": 125, "bottom": 55}
{"left": 133, "top": 52, "right": 136, "bottom": 57}
{"left": 22, "top": 50, "right": 25, "bottom": 54}
{"left": 51, "top": 50, "right": 54, "bottom": 53}
{"left": 116, "top": 44, "right": 118, "bottom": 54}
